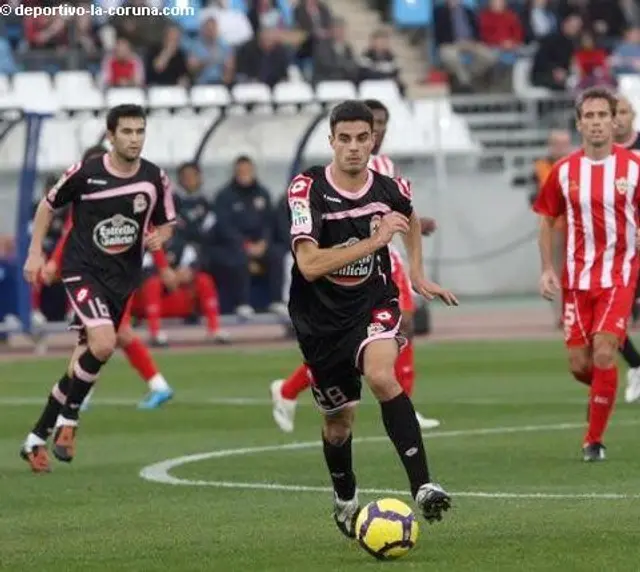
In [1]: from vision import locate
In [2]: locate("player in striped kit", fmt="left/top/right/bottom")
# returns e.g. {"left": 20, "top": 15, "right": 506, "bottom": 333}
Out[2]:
{"left": 534, "top": 87, "right": 640, "bottom": 462}
{"left": 270, "top": 99, "right": 441, "bottom": 432}
{"left": 612, "top": 94, "right": 640, "bottom": 402}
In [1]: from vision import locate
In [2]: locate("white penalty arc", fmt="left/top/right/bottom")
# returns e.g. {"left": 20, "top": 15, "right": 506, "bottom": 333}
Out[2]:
{"left": 139, "top": 420, "right": 640, "bottom": 500}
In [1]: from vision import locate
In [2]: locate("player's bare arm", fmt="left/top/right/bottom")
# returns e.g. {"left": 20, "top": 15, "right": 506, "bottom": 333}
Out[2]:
{"left": 401, "top": 212, "right": 458, "bottom": 307}
{"left": 294, "top": 212, "right": 409, "bottom": 282}
{"left": 537, "top": 215, "right": 560, "bottom": 300}
{"left": 144, "top": 223, "right": 174, "bottom": 251}
{"left": 23, "top": 198, "right": 55, "bottom": 284}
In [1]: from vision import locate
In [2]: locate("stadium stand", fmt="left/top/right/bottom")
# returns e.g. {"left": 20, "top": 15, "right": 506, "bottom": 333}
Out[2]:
{"left": 0, "top": 0, "right": 639, "bottom": 346}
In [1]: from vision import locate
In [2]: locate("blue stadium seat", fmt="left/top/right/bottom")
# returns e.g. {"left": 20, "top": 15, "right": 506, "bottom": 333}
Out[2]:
{"left": 277, "top": 0, "right": 293, "bottom": 27}
{"left": 392, "top": 0, "right": 432, "bottom": 28}
{"left": 229, "top": 0, "right": 247, "bottom": 12}
{"left": 165, "top": 0, "right": 201, "bottom": 34}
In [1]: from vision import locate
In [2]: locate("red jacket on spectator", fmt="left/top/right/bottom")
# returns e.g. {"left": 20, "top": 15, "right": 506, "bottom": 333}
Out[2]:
{"left": 24, "top": 15, "right": 68, "bottom": 48}
{"left": 479, "top": 8, "right": 523, "bottom": 47}
{"left": 100, "top": 53, "right": 144, "bottom": 87}
{"left": 574, "top": 47, "right": 608, "bottom": 78}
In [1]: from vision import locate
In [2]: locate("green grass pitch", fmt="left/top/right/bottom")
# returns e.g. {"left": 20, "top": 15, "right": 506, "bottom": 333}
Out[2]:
{"left": 1, "top": 339, "right": 639, "bottom": 571}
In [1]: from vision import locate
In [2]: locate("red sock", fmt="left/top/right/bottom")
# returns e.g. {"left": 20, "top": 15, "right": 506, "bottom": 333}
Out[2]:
{"left": 572, "top": 368, "right": 593, "bottom": 386}
{"left": 395, "top": 342, "right": 415, "bottom": 397}
{"left": 31, "top": 279, "right": 42, "bottom": 310}
{"left": 141, "top": 276, "right": 163, "bottom": 337}
{"left": 194, "top": 272, "right": 219, "bottom": 332}
{"left": 281, "top": 364, "right": 311, "bottom": 400}
{"left": 122, "top": 337, "right": 158, "bottom": 383}
{"left": 584, "top": 366, "right": 618, "bottom": 445}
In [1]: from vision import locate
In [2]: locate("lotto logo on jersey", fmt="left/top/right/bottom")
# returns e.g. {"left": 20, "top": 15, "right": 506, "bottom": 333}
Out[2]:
{"left": 373, "top": 309, "right": 393, "bottom": 323}
{"left": 93, "top": 214, "right": 140, "bottom": 255}
{"left": 76, "top": 287, "right": 90, "bottom": 303}
{"left": 290, "top": 199, "right": 312, "bottom": 235}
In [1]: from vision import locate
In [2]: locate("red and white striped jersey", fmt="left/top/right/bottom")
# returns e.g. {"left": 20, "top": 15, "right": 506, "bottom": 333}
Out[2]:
{"left": 533, "top": 146, "right": 640, "bottom": 290}
{"left": 368, "top": 154, "right": 396, "bottom": 177}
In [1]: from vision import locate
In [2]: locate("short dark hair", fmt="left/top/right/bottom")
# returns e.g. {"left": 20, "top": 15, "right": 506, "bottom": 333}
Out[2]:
{"left": 575, "top": 87, "right": 617, "bottom": 119}
{"left": 329, "top": 100, "right": 374, "bottom": 134}
{"left": 82, "top": 145, "right": 107, "bottom": 163}
{"left": 363, "top": 99, "right": 389, "bottom": 121}
{"left": 234, "top": 155, "right": 253, "bottom": 165}
{"left": 177, "top": 161, "right": 200, "bottom": 176}
{"left": 106, "top": 104, "right": 146, "bottom": 132}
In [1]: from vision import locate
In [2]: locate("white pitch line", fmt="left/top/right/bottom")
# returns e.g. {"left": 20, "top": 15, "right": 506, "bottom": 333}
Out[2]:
{"left": 139, "top": 420, "right": 640, "bottom": 500}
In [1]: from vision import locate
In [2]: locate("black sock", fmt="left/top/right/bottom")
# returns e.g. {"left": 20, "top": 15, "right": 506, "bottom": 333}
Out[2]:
{"left": 60, "top": 350, "right": 104, "bottom": 421}
{"left": 32, "top": 373, "right": 71, "bottom": 440}
{"left": 380, "top": 392, "right": 430, "bottom": 498}
{"left": 620, "top": 336, "right": 640, "bottom": 368}
{"left": 322, "top": 433, "right": 357, "bottom": 501}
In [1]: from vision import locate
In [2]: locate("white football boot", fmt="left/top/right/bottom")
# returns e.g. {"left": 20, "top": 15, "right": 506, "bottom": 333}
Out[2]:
{"left": 270, "top": 380, "right": 297, "bottom": 433}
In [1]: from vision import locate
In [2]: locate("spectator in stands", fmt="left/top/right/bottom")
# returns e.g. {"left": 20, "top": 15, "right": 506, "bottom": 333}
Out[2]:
{"left": 0, "top": 36, "right": 17, "bottom": 75}
{"left": 479, "top": 0, "right": 524, "bottom": 51}
{"left": 236, "top": 26, "right": 291, "bottom": 87}
{"left": 248, "top": 0, "right": 287, "bottom": 33}
{"left": 359, "top": 27, "right": 401, "bottom": 85}
{"left": 200, "top": 0, "right": 254, "bottom": 47}
{"left": 610, "top": 27, "right": 640, "bottom": 75}
{"left": 109, "top": 0, "right": 170, "bottom": 51}
{"left": 72, "top": 1, "right": 103, "bottom": 64}
{"left": 531, "top": 13, "right": 582, "bottom": 91}
{"left": 100, "top": 36, "right": 145, "bottom": 87}
{"left": 188, "top": 16, "right": 236, "bottom": 85}
{"left": 146, "top": 24, "right": 190, "bottom": 86}
{"left": 620, "top": 0, "right": 640, "bottom": 28}
{"left": 312, "top": 17, "right": 359, "bottom": 82}
{"left": 294, "top": 0, "right": 333, "bottom": 58}
{"left": 556, "top": 0, "right": 626, "bottom": 46}
{"left": 522, "top": 0, "right": 556, "bottom": 43}
{"left": 433, "top": 0, "right": 499, "bottom": 92}
{"left": 573, "top": 31, "right": 615, "bottom": 91}
{"left": 212, "top": 156, "right": 288, "bottom": 319}
{"left": 24, "top": 11, "right": 68, "bottom": 51}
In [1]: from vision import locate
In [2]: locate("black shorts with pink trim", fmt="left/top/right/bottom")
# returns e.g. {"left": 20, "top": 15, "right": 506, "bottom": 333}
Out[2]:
{"left": 62, "top": 273, "right": 130, "bottom": 344}
{"left": 297, "top": 302, "right": 406, "bottom": 413}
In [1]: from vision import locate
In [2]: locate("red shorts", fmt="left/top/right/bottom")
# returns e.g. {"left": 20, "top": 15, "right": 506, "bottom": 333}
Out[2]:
{"left": 130, "top": 285, "right": 196, "bottom": 318}
{"left": 562, "top": 286, "right": 635, "bottom": 347}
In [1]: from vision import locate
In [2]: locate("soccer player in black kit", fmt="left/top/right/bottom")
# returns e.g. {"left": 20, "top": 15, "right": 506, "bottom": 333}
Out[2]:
{"left": 287, "top": 101, "right": 458, "bottom": 535}
{"left": 612, "top": 94, "right": 640, "bottom": 403}
{"left": 21, "top": 104, "right": 176, "bottom": 472}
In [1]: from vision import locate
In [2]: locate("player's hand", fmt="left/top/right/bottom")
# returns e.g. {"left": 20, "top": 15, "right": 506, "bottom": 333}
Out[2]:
{"left": 159, "top": 267, "right": 179, "bottom": 291}
{"left": 412, "top": 275, "right": 459, "bottom": 306}
{"left": 539, "top": 268, "right": 560, "bottom": 300}
{"left": 420, "top": 217, "right": 437, "bottom": 236}
{"left": 144, "top": 230, "right": 164, "bottom": 252}
{"left": 40, "top": 260, "right": 58, "bottom": 285}
{"left": 374, "top": 212, "right": 410, "bottom": 246}
{"left": 23, "top": 250, "right": 45, "bottom": 284}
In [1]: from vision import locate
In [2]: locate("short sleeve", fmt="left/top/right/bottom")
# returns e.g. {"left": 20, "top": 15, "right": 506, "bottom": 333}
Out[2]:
{"left": 532, "top": 165, "right": 565, "bottom": 218}
{"left": 287, "top": 174, "right": 322, "bottom": 250}
{"left": 151, "top": 169, "right": 177, "bottom": 226}
{"left": 390, "top": 177, "right": 413, "bottom": 218}
{"left": 45, "top": 162, "right": 84, "bottom": 210}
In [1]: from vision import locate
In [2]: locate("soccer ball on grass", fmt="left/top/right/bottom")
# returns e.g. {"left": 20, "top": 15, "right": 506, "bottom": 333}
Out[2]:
{"left": 355, "top": 498, "right": 419, "bottom": 560}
